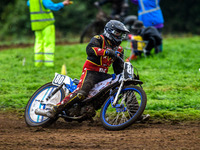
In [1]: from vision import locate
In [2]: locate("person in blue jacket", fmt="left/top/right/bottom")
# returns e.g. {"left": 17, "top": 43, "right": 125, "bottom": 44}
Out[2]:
{"left": 131, "top": 0, "right": 164, "bottom": 52}
{"left": 131, "top": 0, "right": 164, "bottom": 33}
{"left": 27, "top": 0, "right": 71, "bottom": 67}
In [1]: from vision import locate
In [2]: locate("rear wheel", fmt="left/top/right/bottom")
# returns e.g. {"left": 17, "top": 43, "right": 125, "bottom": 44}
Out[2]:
{"left": 24, "top": 82, "right": 65, "bottom": 127}
{"left": 100, "top": 85, "right": 147, "bottom": 130}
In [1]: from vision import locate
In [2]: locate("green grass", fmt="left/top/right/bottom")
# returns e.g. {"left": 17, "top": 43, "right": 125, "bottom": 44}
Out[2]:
{"left": 0, "top": 36, "right": 199, "bottom": 121}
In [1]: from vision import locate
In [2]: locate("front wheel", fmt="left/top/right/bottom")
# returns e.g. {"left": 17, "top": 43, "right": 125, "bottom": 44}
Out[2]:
{"left": 24, "top": 82, "right": 65, "bottom": 127}
{"left": 100, "top": 85, "right": 147, "bottom": 130}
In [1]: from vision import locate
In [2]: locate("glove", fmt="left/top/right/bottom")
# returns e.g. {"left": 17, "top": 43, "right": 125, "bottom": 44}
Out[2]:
{"left": 112, "top": 73, "right": 116, "bottom": 80}
{"left": 105, "top": 49, "right": 116, "bottom": 60}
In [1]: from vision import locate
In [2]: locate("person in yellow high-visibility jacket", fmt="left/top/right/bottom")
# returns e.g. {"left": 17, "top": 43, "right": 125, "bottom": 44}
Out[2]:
{"left": 27, "top": 0, "right": 71, "bottom": 67}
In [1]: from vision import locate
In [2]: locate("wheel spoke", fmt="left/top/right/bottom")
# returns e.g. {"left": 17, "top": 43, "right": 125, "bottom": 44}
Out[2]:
{"left": 101, "top": 85, "right": 147, "bottom": 130}
{"left": 119, "top": 112, "right": 129, "bottom": 124}
{"left": 110, "top": 112, "right": 120, "bottom": 125}
{"left": 103, "top": 86, "right": 145, "bottom": 126}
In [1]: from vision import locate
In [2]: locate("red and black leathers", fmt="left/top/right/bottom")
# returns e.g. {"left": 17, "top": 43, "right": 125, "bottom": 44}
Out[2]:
{"left": 84, "top": 34, "right": 123, "bottom": 74}
{"left": 56, "top": 34, "right": 124, "bottom": 111}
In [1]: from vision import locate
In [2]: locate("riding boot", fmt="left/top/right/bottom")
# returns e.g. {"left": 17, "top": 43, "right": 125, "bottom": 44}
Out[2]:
{"left": 35, "top": 104, "right": 65, "bottom": 118}
{"left": 35, "top": 93, "right": 86, "bottom": 118}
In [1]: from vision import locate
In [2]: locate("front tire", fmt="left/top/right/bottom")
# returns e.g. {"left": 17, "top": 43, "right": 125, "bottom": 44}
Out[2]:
{"left": 24, "top": 82, "right": 65, "bottom": 127}
{"left": 100, "top": 85, "right": 147, "bottom": 130}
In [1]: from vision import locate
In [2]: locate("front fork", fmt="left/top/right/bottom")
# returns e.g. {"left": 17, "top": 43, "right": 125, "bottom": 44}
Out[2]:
{"left": 112, "top": 81, "right": 124, "bottom": 106}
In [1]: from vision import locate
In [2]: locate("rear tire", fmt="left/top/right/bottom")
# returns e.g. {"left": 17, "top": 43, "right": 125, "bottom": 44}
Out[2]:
{"left": 24, "top": 82, "right": 65, "bottom": 127}
{"left": 100, "top": 85, "right": 147, "bottom": 130}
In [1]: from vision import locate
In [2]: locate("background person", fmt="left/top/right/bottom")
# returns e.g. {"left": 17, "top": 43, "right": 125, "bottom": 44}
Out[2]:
{"left": 130, "top": 0, "right": 164, "bottom": 33}
{"left": 27, "top": 0, "right": 71, "bottom": 67}
{"left": 126, "top": 20, "right": 162, "bottom": 61}
{"left": 94, "top": 0, "right": 129, "bottom": 20}
{"left": 131, "top": 0, "right": 164, "bottom": 52}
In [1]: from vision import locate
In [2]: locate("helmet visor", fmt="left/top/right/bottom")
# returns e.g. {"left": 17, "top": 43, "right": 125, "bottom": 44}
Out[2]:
{"left": 111, "top": 30, "right": 127, "bottom": 39}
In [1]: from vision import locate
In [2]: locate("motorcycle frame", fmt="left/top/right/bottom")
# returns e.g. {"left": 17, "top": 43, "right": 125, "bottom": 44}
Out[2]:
{"left": 42, "top": 55, "right": 143, "bottom": 110}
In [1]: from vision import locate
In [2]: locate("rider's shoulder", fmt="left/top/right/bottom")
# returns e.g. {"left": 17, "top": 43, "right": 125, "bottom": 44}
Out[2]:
{"left": 91, "top": 35, "right": 104, "bottom": 42}
{"left": 92, "top": 35, "right": 104, "bottom": 43}
{"left": 93, "top": 35, "right": 101, "bottom": 39}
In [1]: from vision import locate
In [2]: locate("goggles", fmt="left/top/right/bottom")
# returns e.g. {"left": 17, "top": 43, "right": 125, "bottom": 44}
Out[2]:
{"left": 111, "top": 30, "right": 126, "bottom": 39}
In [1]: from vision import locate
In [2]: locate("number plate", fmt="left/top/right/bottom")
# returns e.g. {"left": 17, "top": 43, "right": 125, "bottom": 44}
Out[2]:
{"left": 124, "top": 62, "right": 134, "bottom": 79}
{"left": 52, "top": 73, "right": 70, "bottom": 86}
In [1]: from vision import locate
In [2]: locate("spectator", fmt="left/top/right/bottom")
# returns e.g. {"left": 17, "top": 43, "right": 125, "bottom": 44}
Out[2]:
{"left": 27, "top": 0, "right": 71, "bottom": 67}
{"left": 131, "top": 0, "right": 164, "bottom": 52}
{"left": 94, "top": 0, "right": 129, "bottom": 20}
{"left": 126, "top": 20, "right": 162, "bottom": 61}
{"left": 131, "top": 0, "right": 164, "bottom": 32}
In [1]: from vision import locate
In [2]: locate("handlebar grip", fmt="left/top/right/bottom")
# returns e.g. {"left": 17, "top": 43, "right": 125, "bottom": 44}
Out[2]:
{"left": 115, "top": 51, "right": 124, "bottom": 62}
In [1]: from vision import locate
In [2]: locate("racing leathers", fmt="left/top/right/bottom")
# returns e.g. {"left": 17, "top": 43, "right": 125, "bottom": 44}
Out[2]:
{"left": 54, "top": 34, "right": 124, "bottom": 113}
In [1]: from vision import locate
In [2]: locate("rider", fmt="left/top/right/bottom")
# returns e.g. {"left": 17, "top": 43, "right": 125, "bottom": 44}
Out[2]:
{"left": 36, "top": 20, "right": 130, "bottom": 118}
{"left": 94, "top": 0, "right": 129, "bottom": 20}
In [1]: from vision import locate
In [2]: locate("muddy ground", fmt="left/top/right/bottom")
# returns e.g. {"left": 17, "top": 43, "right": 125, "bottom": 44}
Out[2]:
{"left": 0, "top": 112, "right": 199, "bottom": 150}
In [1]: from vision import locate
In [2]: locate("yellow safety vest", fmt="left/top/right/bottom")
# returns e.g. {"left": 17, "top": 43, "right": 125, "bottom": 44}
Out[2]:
{"left": 29, "top": 0, "right": 55, "bottom": 31}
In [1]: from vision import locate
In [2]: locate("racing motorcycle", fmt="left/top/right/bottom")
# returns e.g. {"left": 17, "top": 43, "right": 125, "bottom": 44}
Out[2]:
{"left": 24, "top": 56, "right": 147, "bottom": 131}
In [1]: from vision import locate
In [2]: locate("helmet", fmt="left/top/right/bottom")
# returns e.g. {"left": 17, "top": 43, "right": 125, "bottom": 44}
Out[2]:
{"left": 132, "top": 20, "right": 144, "bottom": 29}
{"left": 131, "top": 20, "right": 144, "bottom": 34}
{"left": 104, "top": 20, "right": 130, "bottom": 46}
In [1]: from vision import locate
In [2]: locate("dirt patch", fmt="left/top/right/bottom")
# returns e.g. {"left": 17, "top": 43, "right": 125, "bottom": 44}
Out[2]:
{"left": 0, "top": 111, "right": 199, "bottom": 150}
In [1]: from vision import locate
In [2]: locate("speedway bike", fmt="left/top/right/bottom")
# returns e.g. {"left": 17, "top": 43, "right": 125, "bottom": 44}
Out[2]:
{"left": 25, "top": 56, "right": 147, "bottom": 131}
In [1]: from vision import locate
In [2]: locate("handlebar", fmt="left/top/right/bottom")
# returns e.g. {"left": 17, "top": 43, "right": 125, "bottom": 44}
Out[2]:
{"left": 115, "top": 51, "right": 139, "bottom": 79}
{"left": 115, "top": 51, "right": 124, "bottom": 62}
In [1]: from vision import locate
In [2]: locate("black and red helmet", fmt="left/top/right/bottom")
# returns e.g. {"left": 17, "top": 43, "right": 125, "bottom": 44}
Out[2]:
{"left": 104, "top": 20, "right": 130, "bottom": 46}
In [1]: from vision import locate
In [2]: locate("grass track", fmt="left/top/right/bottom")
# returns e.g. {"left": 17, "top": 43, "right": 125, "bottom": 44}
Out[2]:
{"left": 0, "top": 36, "right": 199, "bottom": 121}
